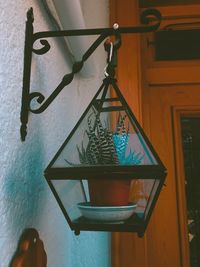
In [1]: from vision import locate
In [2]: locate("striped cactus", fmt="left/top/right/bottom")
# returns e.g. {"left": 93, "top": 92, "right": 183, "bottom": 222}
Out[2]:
{"left": 76, "top": 112, "right": 144, "bottom": 166}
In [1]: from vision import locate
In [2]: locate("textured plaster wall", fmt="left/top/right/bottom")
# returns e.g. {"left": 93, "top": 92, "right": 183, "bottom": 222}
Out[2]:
{"left": 0, "top": 1, "right": 110, "bottom": 266}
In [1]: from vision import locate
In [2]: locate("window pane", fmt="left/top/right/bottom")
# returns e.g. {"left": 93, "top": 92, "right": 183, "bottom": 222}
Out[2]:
{"left": 181, "top": 117, "right": 200, "bottom": 267}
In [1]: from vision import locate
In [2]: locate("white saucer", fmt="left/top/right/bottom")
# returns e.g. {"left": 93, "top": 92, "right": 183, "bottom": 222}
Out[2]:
{"left": 77, "top": 202, "right": 137, "bottom": 222}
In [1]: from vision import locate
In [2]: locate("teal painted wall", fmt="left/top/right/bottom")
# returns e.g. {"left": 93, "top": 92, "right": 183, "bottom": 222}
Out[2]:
{"left": 0, "top": 1, "right": 110, "bottom": 266}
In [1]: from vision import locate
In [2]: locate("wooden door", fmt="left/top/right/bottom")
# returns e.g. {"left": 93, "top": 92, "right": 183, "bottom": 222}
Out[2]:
{"left": 140, "top": 3, "right": 200, "bottom": 265}
{"left": 110, "top": 1, "right": 200, "bottom": 266}
{"left": 145, "top": 86, "right": 200, "bottom": 267}
{"left": 112, "top": 84, "right": 200, "bottom": 267}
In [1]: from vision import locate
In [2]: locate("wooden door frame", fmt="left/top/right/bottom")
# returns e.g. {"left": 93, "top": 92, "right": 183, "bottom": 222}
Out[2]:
{"left": 110, "top": 1, "right": 147, "bottom": 267}
{"left": 172, "top": 106, "right": 200, "bottom": 267}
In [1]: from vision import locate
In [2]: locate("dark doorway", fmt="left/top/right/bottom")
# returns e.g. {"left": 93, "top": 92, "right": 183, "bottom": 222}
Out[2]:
{"left": 181, "top": 117, "right": 200, "bottom": 267}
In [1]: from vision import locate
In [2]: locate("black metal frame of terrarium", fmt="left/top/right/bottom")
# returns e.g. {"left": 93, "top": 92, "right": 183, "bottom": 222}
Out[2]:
{"left": 44, "top": 70, "right": 167, "bottom": 236}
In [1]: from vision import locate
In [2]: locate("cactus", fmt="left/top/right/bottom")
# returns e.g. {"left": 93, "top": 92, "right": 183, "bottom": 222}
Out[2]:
{"left": 76, "top": 112, "right": 144, "bottom": 165}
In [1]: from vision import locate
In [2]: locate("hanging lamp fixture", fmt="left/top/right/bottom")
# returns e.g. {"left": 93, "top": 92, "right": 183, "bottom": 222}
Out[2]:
{"left": 21, "top": 8, "right": 166, "bottom": 236}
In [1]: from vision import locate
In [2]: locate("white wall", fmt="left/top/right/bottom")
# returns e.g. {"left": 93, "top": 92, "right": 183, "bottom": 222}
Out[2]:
{"left": 0, "top": 0, "right": 110, "bottom": 266}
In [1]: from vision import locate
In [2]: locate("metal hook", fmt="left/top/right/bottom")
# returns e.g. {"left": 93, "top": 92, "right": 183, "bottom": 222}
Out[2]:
{"left": 104, "top": 40, "right": 114, "bottom": 77}
{"left": 104, "top": 29, "right": 121, "bottom": 56}
{"left": 108, "top": 42, "right": 113, "bottom": 63}
{"left": 103, "top": 30, "right": 121, "bottom": 78}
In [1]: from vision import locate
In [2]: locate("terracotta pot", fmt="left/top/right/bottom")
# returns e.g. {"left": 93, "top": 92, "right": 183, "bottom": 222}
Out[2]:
{"left": 88, "top": 179, "right": 131, "bottom": 206}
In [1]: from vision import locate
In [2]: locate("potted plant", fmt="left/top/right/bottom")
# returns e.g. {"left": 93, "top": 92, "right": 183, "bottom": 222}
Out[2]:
{"left": 75, "top": 112, "right": 144, "bottom": 206}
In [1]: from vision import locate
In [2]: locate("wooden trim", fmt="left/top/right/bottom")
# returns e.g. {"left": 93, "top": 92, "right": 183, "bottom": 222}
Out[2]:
{"left": 147, "top": 66, "right": 200, "bottom": 85}
{"left": 142, "top": 4, "right": 200, "bottom": 86}
{"left": 151, "top": 5, "right": 200, "bottom": 17}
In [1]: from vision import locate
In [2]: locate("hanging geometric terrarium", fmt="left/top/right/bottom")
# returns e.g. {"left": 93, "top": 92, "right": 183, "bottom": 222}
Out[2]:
{"left": 20, "top": 8, "right": 166, "bottom": 236}
{"left": 44, "top": 70, "right": 166, "bottom": 236}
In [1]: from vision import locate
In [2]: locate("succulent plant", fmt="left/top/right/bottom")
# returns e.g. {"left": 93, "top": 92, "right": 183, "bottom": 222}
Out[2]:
{"left": 76, "top": 112, "right": 144, "bottom": 165}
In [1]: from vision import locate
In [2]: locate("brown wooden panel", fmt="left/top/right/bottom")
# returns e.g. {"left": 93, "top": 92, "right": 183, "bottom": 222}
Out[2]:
{"left": 110, "top": 0, "right": 142, "bottom": 121}
{"left": 110, "top": 0, "right": 146, "bottom": 267}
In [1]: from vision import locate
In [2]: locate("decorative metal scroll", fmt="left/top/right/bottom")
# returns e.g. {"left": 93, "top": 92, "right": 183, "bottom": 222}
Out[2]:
{"left": 20, "top": 7, "right": 161, "bottom": 141}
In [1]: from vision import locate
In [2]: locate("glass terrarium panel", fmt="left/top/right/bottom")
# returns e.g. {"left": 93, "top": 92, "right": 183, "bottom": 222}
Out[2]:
{"left": 51, "top": 179, "right": 87, "bottom": 221}
{"left": 143, "top": 179, "right": 160, "bottom": 220}
{"left": 52, "top": 103, "right": 158, "bottom": 168}
{"left": 130, "top": 179, "right": 159, "bottom": 219}
{"left": 49, "top": 177, "right": 162, "bottom": 229}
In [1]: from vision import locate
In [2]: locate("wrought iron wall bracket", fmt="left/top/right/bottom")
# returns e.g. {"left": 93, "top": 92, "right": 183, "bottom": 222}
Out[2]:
{"left": 20, "top": 7, "right": 161, "bottom": 141}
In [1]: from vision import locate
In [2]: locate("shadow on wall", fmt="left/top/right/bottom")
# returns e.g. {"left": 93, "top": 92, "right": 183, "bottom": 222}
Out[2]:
{"left": 3, "top": 121, "right": 47, "bottom": 239}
